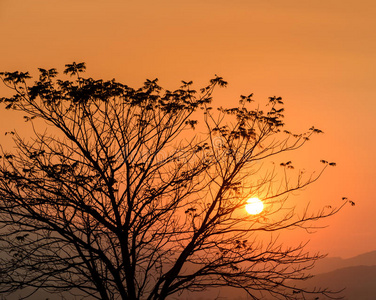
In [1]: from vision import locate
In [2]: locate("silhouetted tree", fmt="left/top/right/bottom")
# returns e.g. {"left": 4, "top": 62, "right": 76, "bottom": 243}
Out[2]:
{"left": 0, "top": 63, "right": 349, "bottom": 300}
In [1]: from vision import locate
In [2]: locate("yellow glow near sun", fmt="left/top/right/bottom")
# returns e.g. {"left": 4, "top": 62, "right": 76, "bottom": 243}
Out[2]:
{"left": 245, "top": 198, "right": 264, "bottom": 215}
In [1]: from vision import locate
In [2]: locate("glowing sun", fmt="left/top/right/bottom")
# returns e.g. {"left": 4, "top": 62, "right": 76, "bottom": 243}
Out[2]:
{"left": 245, "top": 198, "right": 264, "bottom": 215}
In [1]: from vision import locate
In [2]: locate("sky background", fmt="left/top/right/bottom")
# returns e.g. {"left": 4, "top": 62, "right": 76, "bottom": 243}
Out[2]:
{"left": 0, "top": 0, "right": 375, "bottom": 258}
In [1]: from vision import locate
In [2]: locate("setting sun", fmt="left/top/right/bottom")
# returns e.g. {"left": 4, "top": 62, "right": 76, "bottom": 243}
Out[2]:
{"left": 245, "top": 198, "right": 264, "bottom": 215}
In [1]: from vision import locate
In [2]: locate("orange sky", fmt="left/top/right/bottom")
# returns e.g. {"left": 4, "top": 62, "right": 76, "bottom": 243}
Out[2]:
{"left": 0, "top": 0, "right": 375, "bottom": 258}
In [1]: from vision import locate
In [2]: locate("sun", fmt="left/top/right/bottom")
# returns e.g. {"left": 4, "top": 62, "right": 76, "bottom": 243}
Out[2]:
{"left": 245, "top": 197, "right": 264, "bottom": 215}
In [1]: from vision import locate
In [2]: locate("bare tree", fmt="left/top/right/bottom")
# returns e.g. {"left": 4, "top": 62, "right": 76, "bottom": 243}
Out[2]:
{"left": 0, "top": 63, "right": 350, "bottom": 300}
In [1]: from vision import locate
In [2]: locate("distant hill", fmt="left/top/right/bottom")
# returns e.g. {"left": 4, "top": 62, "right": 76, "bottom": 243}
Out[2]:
{"left": 4, "top": 251, "right": 376, "bottom": 299}
{"left": 182, "top": 251, "right": 376, "bottom": 300}
{"left": 297, "top": 265, "right": 376, "bottom": 300}
{"left": 312, "top": 250, "right": 376, "bottom": 274}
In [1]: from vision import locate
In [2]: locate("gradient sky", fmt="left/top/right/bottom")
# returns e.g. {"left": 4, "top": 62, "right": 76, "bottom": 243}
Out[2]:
{"left": 0, "top": 0, "right": 375, "bottom": 258}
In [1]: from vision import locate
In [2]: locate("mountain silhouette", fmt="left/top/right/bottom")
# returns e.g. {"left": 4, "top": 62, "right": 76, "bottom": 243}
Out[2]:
{"left": 5, "top": 251, "right": 376, "bottom": 299}
{"left": 300, "top": 265, "right": 376, "bottom": 300}
{"left": 312, "top": 250, "right": 376, "bottom": 275}
{"left": 183, "top": 251, "right": 376, "bottom": 300}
